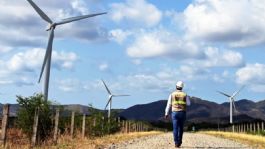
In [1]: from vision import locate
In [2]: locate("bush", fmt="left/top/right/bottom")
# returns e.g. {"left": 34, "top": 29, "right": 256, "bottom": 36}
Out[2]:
{"left": 16, "top": 93, "right": 53, "bottom": 143}
{"left": 86, "top": 104, "right": 119, "bottom": 137}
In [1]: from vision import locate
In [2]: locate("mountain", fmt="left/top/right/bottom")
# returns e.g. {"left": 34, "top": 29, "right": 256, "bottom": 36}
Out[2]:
{"left": 0, "top": 104, "right": 98, "bottom": 117}
{"left": 119, "top": 97, "right": 265, "bottom": 124}
{"left": 1, "top": 97, "right": 264, "bottom": 124}
{"left": 0, "top": 103, "right": 20, "bottom": 117}
{"left": 0, "top": 103, "right": 123, "bottom": 117}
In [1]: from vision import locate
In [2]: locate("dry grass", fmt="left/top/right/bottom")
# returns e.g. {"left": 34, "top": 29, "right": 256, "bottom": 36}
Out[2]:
{"left": 1, "top": 131, "right": 163, "bottom": 149}
{"left": 200, "top": 131, "right": 265, "bottom": 149}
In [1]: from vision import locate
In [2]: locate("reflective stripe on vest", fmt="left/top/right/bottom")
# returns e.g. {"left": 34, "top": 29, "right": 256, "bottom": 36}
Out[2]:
{"left": 172, "top": 100, "right": 186, "bottom": 105}
{"left": 171, "top": 91, "right": 187, "bottom": 111}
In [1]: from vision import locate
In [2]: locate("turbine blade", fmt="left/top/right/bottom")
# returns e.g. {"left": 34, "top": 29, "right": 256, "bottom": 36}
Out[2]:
{"left": 217, "top": 91, "right": 231, "bottom": 98}
{"left": 56, "top": 12, "right": 107, "bottom": 25}
{"left": 101, "top": 79, "right": 112, "bottom": 95}
{"left": 38, "top": 29, "right": 54, "bottom": 83}
{"left": 27, "top": 0, "right": 52, "bottom": 24}
{"left": 113, "top": 94, "right": 130, "bottom": 97}
{"left": 231, "top": 85, "right": 245, "bottom": 98}
{"left": 104, "top": 97, "right": 112, "bottom": 110}
{"left": 232, "top": 99, "right": 237, "bottom": 112}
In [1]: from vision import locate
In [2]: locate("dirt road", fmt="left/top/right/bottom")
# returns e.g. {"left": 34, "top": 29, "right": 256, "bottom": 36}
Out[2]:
{"left": 108, "top": 132, "right": 252, "bottom": 149}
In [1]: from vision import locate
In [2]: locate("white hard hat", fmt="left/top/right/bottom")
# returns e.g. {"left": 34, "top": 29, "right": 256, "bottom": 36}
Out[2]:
{"left": 176, "top": 81, "right": 184, "bottom": 88}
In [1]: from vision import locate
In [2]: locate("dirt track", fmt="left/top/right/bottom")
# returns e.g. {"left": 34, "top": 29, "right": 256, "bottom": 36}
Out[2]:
{"left": 108, "top": 132, "right": 252, "bottom": 149}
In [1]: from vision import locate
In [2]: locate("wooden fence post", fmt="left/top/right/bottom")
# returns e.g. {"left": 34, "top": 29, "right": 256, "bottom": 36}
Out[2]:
{"left": 247, "top": 123, "right": 249, "bottom": 132}
{"left": 122, "top": 121, "right": 125, "bottom": 133}
{"left": 136, "top": 122, "right": 139, "bottom": 132}
{"left": 128, "top": 121, "right": 130, "bottom": 133}
{"left": 118, "top": 117, "right": 120, "bottom": 127}
{"left": 82, "top": 114, "right": 86, "bottom": 138}
{"left": 31, "top": 107, "right": 39, "bottom": 147}
{"left": 93, "top": 118, "right": 96, "bottom": 127}
{"left": 70, "top": 111, "right": 75, "bottom": 138}
{"left": 135, "top": 122, "right": 137, "bottom": 132}
{"left": 254, "top": 122, "right": 256, "bottom": 132}
{"left": 257, "top": 122, "right": 260, "bottom": 132}
{"left": 1, "top": 104, "right": 9, "bottom": 147}
{"left": 125, "top": 121, "right": 127, "bottom": 133}
{"left": 53, "top": 108, "right": 59, "bottom": 144}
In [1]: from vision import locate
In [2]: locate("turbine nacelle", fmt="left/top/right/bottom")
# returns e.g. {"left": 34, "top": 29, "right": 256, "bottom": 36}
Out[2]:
{"left": 46, "top": 23, "right": 56, "bottom": 31}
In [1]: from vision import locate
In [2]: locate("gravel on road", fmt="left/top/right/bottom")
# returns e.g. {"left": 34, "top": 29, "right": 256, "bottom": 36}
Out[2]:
{"left": 108, "top": 132, "right": 253, "bottom": 149}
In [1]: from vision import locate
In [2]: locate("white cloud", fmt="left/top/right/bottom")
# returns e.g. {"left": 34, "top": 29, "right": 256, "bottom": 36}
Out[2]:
{"left": 236, "top": 63, "right": 265, "bottom": 92}
{"left": 203, "top": 47, "right": 244, "bottom": 67}
{"left": 110, "top": 0, "right": 162, "bottom": 27}
{"left": 183, "top": 0, "right": 265, "bottom": 47}
{"left": 0, "top": 0, "right": 107, "bottom": 49}
{"left": 53, "top": 51, "right": 78, "bottom": 70}
{"left": 83, "top": 65, "right": 209, "bottom": 93}
{"left": 212, "top": 71, "right": 230, "bottom": 83}
{"left": 236, "top": 63, "right": 265, "bottom": 84}
{"left": 126, "top": 29, "right": 204, "bottom": 59}
{"left": 184, "top": 47, "right": 244, "bottom": 68}
{"left": 0, "top": 46, "right": 12, "bottom": 53}
{"left": 0, "top": 48, "right": 78, "bottom": 86}
{"left": 71, "top": 0, "right": 89, "bottom": 15}
{"left": 115, "top": 66, "right": 207, "bottom": 92}
{"left": 99, "top": 63, "right": 109, "bottom": 71}
{"left": 5, "top": 48, "right": 77, "bottom": 73}
{"left": 57, "top": 78, "right": 81, "bottom": 92}
{"left": 109, "top": 29, "right": 132, "bottom": 44}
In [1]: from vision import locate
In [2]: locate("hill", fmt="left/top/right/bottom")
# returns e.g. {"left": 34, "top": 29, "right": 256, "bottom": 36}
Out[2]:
{"left": 119, "top": 97, "right": 265, "bottom": 123}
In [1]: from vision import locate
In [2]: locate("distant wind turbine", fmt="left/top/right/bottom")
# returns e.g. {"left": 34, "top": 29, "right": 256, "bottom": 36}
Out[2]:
{"left": 101, "top": 80, "right": 129, "bottom": 119}
{"left": 26, "top": 0, "right": 107, "bottom": 101}
{"left": 217, "top": 86, "right": 245, "bottom": 124}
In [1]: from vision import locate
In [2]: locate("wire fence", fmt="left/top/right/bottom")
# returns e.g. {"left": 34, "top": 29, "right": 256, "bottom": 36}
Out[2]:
{"left": 0, "top": 104, "right": 159, "bottom": 147}
{"left": 219, "top": 121, "right": 265, "bottom": 133}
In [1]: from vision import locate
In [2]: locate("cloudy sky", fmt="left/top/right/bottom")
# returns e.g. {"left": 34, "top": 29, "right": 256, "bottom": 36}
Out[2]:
{"left": 1, "top": 0, "right": 265, "bottom": 109}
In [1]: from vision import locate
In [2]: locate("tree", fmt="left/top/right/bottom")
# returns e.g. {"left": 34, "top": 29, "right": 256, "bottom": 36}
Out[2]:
{"left": 16, "top": 93, "right": 53, "bottom": 142}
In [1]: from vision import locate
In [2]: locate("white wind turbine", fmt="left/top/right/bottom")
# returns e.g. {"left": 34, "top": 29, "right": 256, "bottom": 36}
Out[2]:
{"left": 217, "top": 86, "right": 245, "bottom": 124}
{"left": 101, "top": 80, "right": 130, "bottom": 119}
{"left": 26, "top": 0, "right": 106, "bottom": 101}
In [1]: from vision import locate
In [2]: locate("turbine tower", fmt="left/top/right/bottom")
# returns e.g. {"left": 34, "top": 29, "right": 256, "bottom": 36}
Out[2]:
{"left": 27, "top": 0, "right": 106, "bottom": 101}
{"left": 217, "top": 86, "right": 245, "bottom": 124}
{"left": 101, "top": 80, "right": 129, "bottom": 119}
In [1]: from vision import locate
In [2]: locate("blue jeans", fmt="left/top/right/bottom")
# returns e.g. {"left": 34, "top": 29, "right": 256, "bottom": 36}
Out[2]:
{"left": 171, "top": 111, "right": 186, "bottom": 145}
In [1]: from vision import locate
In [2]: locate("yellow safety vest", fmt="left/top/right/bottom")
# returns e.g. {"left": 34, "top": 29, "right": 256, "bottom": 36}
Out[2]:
{"left": 171, "top": 91, "right": 187, "bottom": 111}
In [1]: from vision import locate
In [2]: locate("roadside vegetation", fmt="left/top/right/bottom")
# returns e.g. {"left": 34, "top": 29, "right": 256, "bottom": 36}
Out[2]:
{"left": 200, "top": 131, "right": 265, "bottom": 148}
{"left": 3, "top": 130, "right": 162, "bottom": 149}
{"left": 1, "top": 94, "right": 160, "bottom": 148}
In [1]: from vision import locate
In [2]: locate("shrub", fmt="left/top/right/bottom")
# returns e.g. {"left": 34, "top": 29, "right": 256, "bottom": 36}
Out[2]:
{"left": 16, "top": 93, "right": 53, "bottom": 143}
{"left": 86, "top": 104, "right": 119, "bottom": 137}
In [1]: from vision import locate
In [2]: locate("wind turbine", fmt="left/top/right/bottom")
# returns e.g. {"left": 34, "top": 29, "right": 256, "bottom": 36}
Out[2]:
{"left": 26, "top": 0, "right": 106, "bottom": 101}
{"left": 217, "top": 86, "right": 245, "bottom": 124}
{"left": 101, "top": 80, "right": 129, "bottom": 119}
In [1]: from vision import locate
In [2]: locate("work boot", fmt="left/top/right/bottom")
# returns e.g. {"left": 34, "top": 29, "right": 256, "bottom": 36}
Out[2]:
{"left": 175, "top": 144, "right": 180, "bottom": 148}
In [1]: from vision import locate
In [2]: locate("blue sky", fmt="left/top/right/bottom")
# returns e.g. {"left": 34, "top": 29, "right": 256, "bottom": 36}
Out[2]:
{"left": 1, "top": 0, "right": 265, "bottom": 109}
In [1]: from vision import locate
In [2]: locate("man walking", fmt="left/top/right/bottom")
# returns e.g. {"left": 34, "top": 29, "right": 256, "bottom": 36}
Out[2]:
{"left": 165, "top": 81, "right": 191, "bottom": 148}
